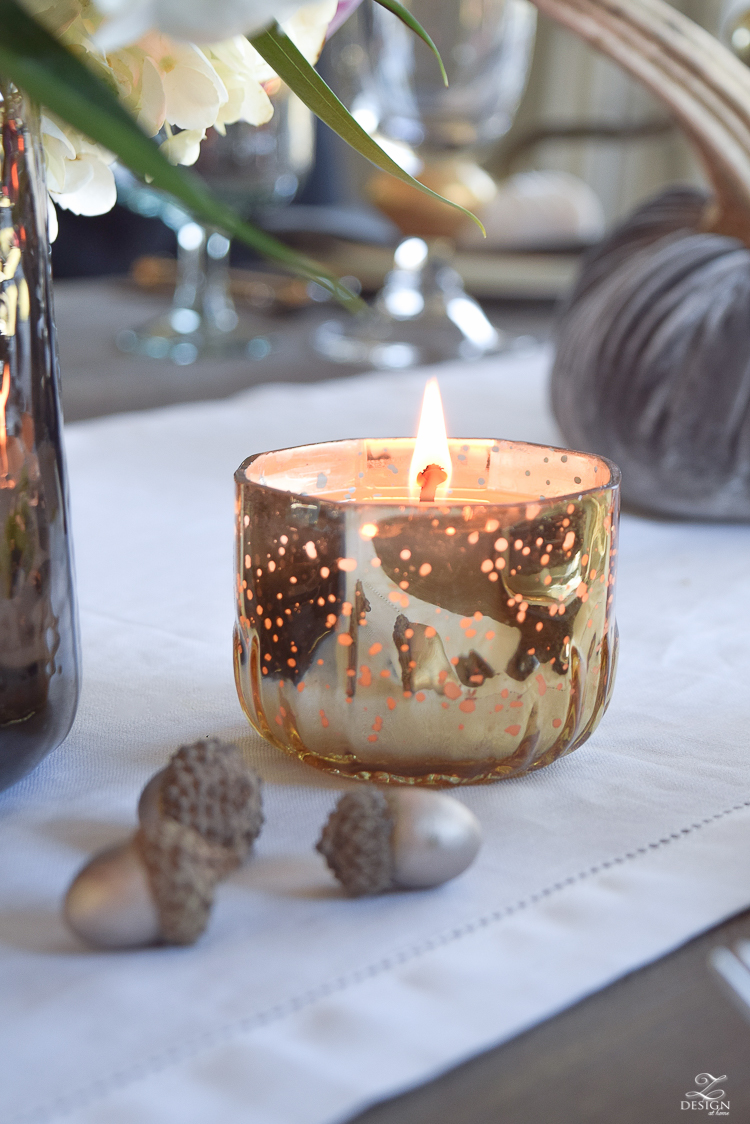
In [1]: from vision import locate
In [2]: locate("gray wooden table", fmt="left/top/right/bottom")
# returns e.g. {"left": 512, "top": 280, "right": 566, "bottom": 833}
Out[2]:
{"left": 350, "top": 911, "right": 750, "bottom": 1124}
{"left": 54, "top": 278, "right": 553, "bottom": 423}
{"left": 55, "top": 277, "right": 750, "bottom": 1123}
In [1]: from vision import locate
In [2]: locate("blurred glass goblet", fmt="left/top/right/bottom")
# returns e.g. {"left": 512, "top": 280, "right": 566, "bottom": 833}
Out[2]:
{"left": 117, "top": 86, "right": 315, "bottom": 364}
{"left": 316, "top": 0, "right": 536, "bottom": 369}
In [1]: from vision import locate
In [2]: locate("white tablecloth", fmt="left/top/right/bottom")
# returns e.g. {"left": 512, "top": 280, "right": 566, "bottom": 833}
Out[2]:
{"left": 2, "top": 347, "right": 750, "bottom": 1124}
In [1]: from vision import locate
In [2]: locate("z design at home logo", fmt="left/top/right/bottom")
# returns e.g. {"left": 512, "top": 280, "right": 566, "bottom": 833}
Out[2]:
{"left": 681, "top": 1073, "right": 730, "bottom": 1115}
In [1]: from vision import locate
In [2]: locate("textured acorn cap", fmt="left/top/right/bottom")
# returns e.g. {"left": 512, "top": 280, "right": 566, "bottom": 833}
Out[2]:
{"left": 139, "top": 738, "right": 263, "bottom": 872}
{"left": 316, "top": 789, "right": 395, "bottom": 896}
{"left": 135, "top": 818, "right": 225, "bottom": 946}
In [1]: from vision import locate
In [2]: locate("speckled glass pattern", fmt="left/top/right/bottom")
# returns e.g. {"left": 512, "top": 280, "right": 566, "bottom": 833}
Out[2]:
{"left": 234, "top": 438, "right": 620, "bottom": 786}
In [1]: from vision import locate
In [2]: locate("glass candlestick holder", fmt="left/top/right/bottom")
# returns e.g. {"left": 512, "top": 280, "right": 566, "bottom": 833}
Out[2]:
{"left": 234, "top": 438, "right": 620, "bottom": 786}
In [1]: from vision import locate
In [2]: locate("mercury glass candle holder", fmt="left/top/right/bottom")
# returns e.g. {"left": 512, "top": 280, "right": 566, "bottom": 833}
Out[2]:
{"left": 234, "top": 438, "right": 620, "bottom": 786}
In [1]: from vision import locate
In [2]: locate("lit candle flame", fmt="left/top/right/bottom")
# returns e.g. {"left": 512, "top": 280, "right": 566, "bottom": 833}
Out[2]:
{"left": 409, "top": 377, "right": 451, "bottom": 500}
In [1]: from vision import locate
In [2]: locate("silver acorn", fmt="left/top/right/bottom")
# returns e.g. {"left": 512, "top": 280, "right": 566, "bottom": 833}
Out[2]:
{"left": 64, "top": 819, "right": 224, "bottom": 948}
{"left": 64, "top": 739, "right": 264, "bottom": 949}
{"left": 317, "top": 788, "right": 481, "bottom": 896}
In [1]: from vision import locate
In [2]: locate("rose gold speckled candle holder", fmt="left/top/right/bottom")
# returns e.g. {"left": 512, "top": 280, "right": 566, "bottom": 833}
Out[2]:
{"left": 234, "top": 437, "right": 620, "bottom": 786}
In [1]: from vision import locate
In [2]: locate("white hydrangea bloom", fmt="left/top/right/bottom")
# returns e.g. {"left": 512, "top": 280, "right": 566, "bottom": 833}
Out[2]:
{"left": 137, "top": 34, "right": 232, "bottom": 131}
{"left": 18, "top": 0, "right": 336, "bottom": 226}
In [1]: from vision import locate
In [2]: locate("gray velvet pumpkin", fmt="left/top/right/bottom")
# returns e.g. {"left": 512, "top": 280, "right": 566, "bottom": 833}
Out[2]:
{"left": 550, "top": 186, "right": 750, "bottom": 520}
{"left": 523, "top": 0, "right": 750, "bottom": 521}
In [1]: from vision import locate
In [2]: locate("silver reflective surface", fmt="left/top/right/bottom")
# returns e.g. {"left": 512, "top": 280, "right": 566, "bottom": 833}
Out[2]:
{"left": 0, "top": 83, "right": 80, "bottom": 790}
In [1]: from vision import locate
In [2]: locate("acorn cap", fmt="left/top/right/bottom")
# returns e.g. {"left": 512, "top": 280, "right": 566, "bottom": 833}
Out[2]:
{"left": 139, "top": 738, "right": 263, "bottom": 872}
{"left": 316, "top": 789, "right": 395, "bottom": 896}
{"left": 135, "top": 818, "right": 225, "bottom": 946}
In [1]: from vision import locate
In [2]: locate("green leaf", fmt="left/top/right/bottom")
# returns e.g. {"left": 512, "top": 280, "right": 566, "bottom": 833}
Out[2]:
{"left": 372, "top": 0, "right": 448, "bottom": 86}
{"left": 0, "top": 0, "right": 363, "bottom": 309}
{"left": 250, "top": 24, "right": 484, "bottom": 234}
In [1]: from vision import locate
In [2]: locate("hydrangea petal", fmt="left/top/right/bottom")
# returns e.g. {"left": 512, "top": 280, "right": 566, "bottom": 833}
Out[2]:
{"left": 40, "top": 114, "right": 77, "bottom": 159}
{"left": 206, "top": 39, "right": 273, "bottom": 127}
{"left": 282, "top": 0, "right": 338, "bottom": 64}
{"left": 61, "top": 155, "right": 95, "bottom": 195}
{"left": 47, "top": 199, "right": 59, "bottom": 243}
{"left": 54, "top": 154, "right": 117, "bottom": 215}
{"left": 160, "top": 127, "right": 205, "bottom": 165}
{"left": 136, "top": 55, "right": 168, "bottom": 135}
{"left": 41, "top": 136, "right": 68, "bottom": 195}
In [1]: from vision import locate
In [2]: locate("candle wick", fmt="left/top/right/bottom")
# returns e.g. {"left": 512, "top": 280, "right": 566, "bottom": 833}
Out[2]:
{"left": 417, "top": 463, "right": 448, "bottom": 503}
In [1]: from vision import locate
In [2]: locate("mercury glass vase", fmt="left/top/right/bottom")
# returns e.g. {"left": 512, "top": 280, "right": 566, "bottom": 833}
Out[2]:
{"left": 0, "top": 83, "right": 80, "bottom": 791}
{"left": 234, "top": 438, "right": 619, "bottom": 785}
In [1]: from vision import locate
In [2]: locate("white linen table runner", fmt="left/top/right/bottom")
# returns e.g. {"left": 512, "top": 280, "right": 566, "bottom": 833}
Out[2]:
{"left": 2, "top": 347, "right": 750, "bottom": 1124}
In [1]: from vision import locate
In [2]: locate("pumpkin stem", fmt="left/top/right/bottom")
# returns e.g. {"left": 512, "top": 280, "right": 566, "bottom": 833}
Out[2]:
{"left": 531, "top": 0, "right": 750, "bottom": 245}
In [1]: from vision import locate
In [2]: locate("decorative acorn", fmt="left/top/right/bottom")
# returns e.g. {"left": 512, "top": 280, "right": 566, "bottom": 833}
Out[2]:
{"left": 64, "top": 739, "right": 263, "bottom": 949}
{"left": 317, "top": 788, "right": 481, "bottom": 896}
{"left": 138, "top": 737, "right": 264, "bottom": 875}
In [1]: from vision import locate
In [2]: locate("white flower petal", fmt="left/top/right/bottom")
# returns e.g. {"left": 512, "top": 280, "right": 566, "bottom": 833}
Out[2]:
{"left": 214, "top": 86, "right": 244, "bottom": 129}
{"left": 41, "top": 136, "right": 69, "bottom": 195}
{"left": 238, "top": 38, "right": 276, "bottom": 85}
{"left": 206, "top": 41, "right": 274, "bottom": 127}
{"left": 62, "top": 157, "right": 95, "bottom": 196}
{"left": 107, "top": 48, "right": 166, "bottom": 136}
{"left": 162, "top": 64, "right": 225, "bottom": 130}
{"left": 159, "top": 128, "right": 205, "bottom": 165}
{"left": 282, "top": 0, "right": 338, "bottom": 63}
{"left": 53, "top": 156, "right": 117, "bottom": 216}
{"left": 47, "top": 199, "right": 59, "bottom": 244}
{"left": 75, "top": 134, "right": 116, "bottom": 162}
{"left": 206, "top": 35, "right": 267, "bottom": 81}
{"left": 137, "top": 55, "right": 167, "bottom": 134}
{"left": 236, "top": 80, "right": 274, "bottom": 126}
{"left": 40, "top": 114, "right": 77, "bottom": 159}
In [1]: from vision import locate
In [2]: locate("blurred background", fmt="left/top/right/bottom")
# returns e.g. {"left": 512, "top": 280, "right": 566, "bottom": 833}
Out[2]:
{"left": 53, "top": 0, "right": 728, "bottom": 422}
